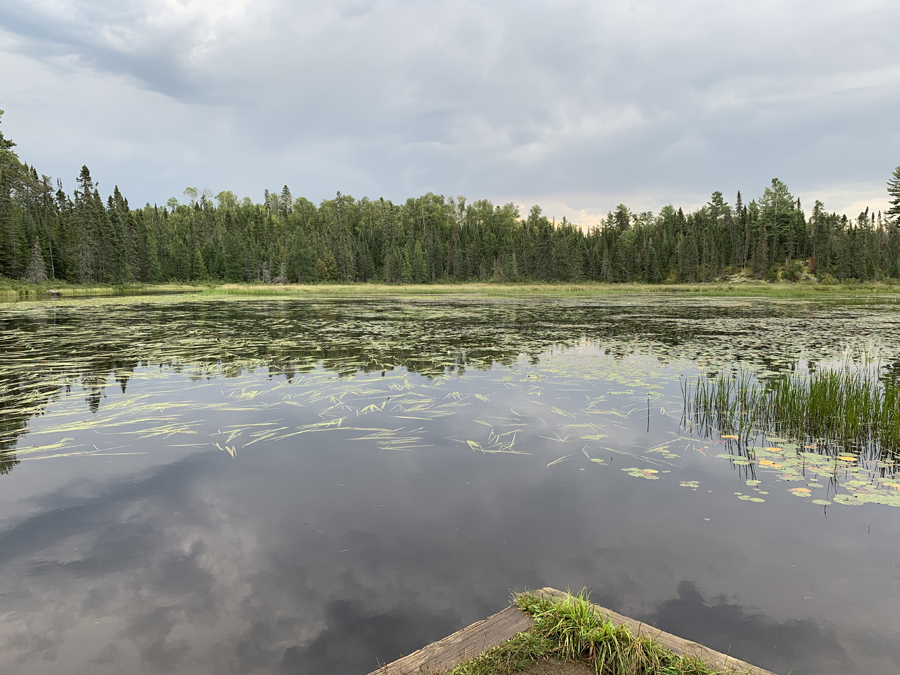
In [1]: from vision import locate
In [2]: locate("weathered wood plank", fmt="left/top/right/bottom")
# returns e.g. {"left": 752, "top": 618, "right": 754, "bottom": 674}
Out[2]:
{"left": 370, "top": 588, "right": 778, "bottom": 675}
{"left": 535, "top": 587, "right": 777, "bottom": 675}
{"left": 368, "top": 605, "right": 534, "bottom": 675}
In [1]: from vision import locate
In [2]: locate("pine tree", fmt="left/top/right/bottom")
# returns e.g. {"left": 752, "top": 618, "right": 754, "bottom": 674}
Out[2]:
{"left": 412, "top": 240, "right": 427, "bottom": 282}
{"left": 280, "top": 185, "right": 293, "bottom": 217}
{"left": 887, "top": 164, "right": 900, "bottom": 222}
{"left": 0, "top": 166, "right": 24, "bottom": 278}
{"left": 224, "top": 227, "right": 246, "bottom": 282}
{"left": 105, "top": 187, "right": 130, "bottom": 282}
{"left": 24, "top": 237, "right": 47, "bottom": 283}
{"left": 73, "top": 166, "right": 96, "bottom": 282}
{"left": 0, "top": 109, "right": 16, "bottom": 154}
{"left": 401, "top": 246, "right": 413, "bottom": 282}
{"left": 760, "top": 178, "right": 796, "bottom": 260}
{"left": 752, "top": 221, "right": 768, "bottom": 278}
{"left": 169, "top": 235, "right": 191, "bottom": 281}
{"left": 680, "top": 232, "right": 699, "bottom": 282}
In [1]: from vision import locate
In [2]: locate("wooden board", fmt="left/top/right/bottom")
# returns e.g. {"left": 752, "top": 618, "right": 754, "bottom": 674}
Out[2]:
{"left": 368, "top": 604, "right": 534, "bottom": 675}
{"left": 370, "top": 588, "right": 779, "bottom": 675}
{"left": 535, "top": 588, "right": 777, "bottom": 675}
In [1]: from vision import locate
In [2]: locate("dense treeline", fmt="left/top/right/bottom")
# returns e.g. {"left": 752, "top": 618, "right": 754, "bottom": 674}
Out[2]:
{"left": 3, "top": 111, "right": 900, "bottom": 285}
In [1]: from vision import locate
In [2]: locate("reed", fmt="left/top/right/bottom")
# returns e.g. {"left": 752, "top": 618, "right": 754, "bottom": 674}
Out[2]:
{"left": 683, "top": 363, "right": 900, "bottom": 453}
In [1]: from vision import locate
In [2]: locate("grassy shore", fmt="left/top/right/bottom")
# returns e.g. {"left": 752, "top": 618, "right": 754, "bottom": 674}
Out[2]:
{"left": 447, "top": 591, "right": 748, "bottom": 675}
{"left": 3, "top": 279, "right": 900, "bottom": 301}
{"left": 0, "top": 280, "right": 203, "bottom": 299}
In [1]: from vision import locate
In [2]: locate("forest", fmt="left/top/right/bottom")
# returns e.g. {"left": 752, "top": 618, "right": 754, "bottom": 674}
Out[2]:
{"left": 3, "top": 110, "right": 900, "bottom": 286}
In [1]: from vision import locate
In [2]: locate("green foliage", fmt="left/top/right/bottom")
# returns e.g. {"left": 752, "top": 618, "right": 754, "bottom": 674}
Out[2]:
{"left": 0, "top": 110, "right": 15, "bottom": 152}
{"left": 2, "top": 173, "right": 897, "bottom": 287}
{"left": 314, "top": 251, "right": 339, "bottom": 281}
{"left": 783, "top": 258, "right": 803, "bottom": 281}
{"left": 0, "top": 108, "right": 898, "bottom": 287}
{"left": 24, "top": 238, "right": 47, "bottom": 283}
{"left": 887, "top": 164, "right": 900, "bottom": 221}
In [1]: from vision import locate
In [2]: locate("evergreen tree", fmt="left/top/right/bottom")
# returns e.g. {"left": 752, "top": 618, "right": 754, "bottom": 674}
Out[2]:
{"left": 411, "top": 240, "right": 427, "bottom": 282}
{"left": 2, "top": 103, "right": 898, "bottom": 288}
{"left": 73, "top": 166, "right": 97, "bottom": 283}
{"left": 24, "top": 237, "right": 47, "bottom": 283}
{"left": 759, "top": 178, "right": 797, "bottom": 259}
{"left": 0, "top": 167, "right": 24, "bottom": 278}
{"left": 887, "top": 164, "right": 900, "bottom": 222}
{"left": 0, "top": 110, "right": 16, "bottom": 154}
{"left": 315, "top": 251, "right": 339, "bottom": 281}
{"left": 752, "top": 220, "right": 768, "bottom": 278}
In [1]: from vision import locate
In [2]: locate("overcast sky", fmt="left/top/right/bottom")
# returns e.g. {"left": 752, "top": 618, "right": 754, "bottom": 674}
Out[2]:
{"left": 1, "top": 0, "right": 898, "bottom": 224}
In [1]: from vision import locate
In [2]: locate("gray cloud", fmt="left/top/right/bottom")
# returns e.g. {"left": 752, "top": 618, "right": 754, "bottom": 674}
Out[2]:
{"left": 0, "top": 0, "right": 898, "bottom": 219}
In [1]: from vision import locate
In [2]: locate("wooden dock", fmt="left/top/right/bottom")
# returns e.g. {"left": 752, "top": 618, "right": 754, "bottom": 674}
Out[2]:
{"left": 369, "top": 587, "right": 777, "bottom": 675}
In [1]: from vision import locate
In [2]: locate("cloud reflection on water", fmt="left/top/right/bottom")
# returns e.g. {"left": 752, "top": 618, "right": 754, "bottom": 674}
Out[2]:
{"left": 2, "top": 298, "right": 900, "bottom": 674}
{"left": 1, "top": 430, "right": 898, "bottom": 674}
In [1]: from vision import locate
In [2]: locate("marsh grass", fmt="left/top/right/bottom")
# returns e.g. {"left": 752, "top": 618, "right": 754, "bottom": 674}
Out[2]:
{"left": 683, "top": 363, "right": 900, "bottom": 454}
{"left": 0, "top": 280, "right": 206, "bottom": 299}
{"left": 3, "top": 279, "right": 898, "bottom": 302}
{"left": 201, "top": 281, "right": 900, "bottom": 299}
{"left": 447, "top": 591, "right": 735, "bottom": 675}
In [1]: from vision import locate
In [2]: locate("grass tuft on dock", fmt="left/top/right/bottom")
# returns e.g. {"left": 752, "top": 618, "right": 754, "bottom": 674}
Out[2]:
{"left": 448, "top": 590, "right": 740, "bottom": 675}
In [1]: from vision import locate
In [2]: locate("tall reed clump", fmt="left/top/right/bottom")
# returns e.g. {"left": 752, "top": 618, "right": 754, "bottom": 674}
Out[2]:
{"left": 683, "top": 364, "right": 900, "bottom": 453}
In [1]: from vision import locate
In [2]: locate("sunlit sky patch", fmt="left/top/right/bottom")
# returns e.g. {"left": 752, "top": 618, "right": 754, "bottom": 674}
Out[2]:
{"left": 1, "top": 0, "right": 898, "bottom": 221}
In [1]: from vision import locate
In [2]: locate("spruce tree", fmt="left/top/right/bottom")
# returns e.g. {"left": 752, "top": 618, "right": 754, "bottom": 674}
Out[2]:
{"left": 760, "top": 179, "right": 802, "bottom": 260}
{"left": 73, "top": 166, "right": 96, "bottom": 282}
{"left": 24, "top": 237, "right": 47, "bottom": 283}
{"left": 887, "top": 164, "right": 900, "bottom": 222}
{"left": 412, "top": 240, "right": 427, "bottom": 282}
{"left": 752, "top": 221, "right": 768, "bottom": 278}
{"left": 0, "top": 109, "right": 16, "bottom": 153}
{"left": 0, "top": 166, "right": 23, "bottom": 278}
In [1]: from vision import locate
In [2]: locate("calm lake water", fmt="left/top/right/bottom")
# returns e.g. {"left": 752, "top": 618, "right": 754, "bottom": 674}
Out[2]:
{"left": 1, "top": 295, "right": 899, "bottom": 675}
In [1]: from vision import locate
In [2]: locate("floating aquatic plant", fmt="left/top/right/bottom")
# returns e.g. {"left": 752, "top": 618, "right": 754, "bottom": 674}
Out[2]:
{"left": 4, "top": 295, "right": 900, "bottom": 510}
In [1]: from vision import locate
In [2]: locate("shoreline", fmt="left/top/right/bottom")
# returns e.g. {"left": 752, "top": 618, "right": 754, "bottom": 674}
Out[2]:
{"left": 2, "top": 280, "right": 900, "bottom": 302}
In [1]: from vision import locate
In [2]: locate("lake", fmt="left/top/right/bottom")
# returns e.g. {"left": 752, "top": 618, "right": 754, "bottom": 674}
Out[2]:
{"left": 1, "top": 294, "right": 899, "bottom": 675}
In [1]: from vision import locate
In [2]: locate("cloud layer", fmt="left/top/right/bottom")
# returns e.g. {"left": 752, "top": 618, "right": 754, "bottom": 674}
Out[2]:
{"left": 1, "top": 0, "right": 898, "bottom": 220}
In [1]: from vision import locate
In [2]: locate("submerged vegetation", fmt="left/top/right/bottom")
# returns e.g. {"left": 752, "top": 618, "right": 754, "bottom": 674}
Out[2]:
{"left": 2, "top": 295, "right": 899, "bottom": 508}
{"left": 3, "top": 111, "right": 900, "bottom": 287}
{"left": 448, "top": 590, "right": 747, "bottom": 675}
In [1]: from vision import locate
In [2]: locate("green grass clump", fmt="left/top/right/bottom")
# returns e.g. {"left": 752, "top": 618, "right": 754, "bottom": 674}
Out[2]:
{"left": 684, "top": 365, "right": 900, "bottom": 453}
{"left": 448, "top": 591, "right": 728, "bottom": 675}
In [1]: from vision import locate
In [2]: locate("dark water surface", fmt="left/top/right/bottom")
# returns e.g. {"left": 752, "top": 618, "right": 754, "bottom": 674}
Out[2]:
{"left": 1, "top": 295, "right": 899, "bottom": 675}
